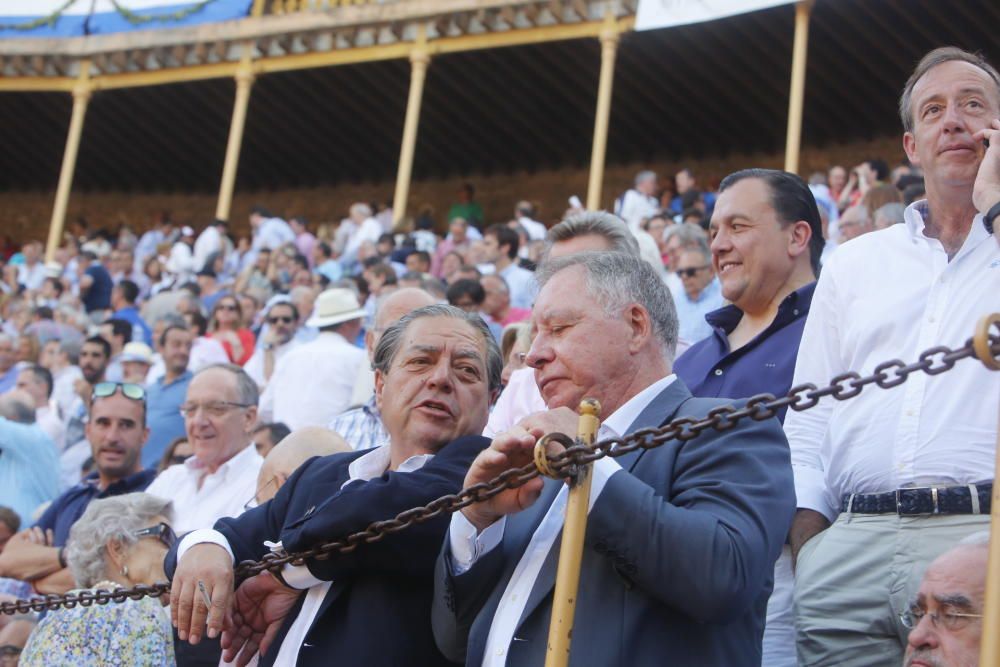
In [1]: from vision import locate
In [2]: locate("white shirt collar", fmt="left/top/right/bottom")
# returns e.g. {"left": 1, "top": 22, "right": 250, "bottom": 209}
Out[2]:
{"left": 345, "top": 443, "right": 433, "bottom": 486}
{"left": 904, "top": 199, "right": 989, "bottom": 253}
{"left": 599, "top": 374, "right": 677, "bottom": 439}
{"left": 185, "top": 442, "right": 259, "bottom": 475}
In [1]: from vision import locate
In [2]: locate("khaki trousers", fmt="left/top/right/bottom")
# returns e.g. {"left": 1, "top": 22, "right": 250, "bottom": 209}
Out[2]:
{"left": 793, "top": 512, "right": 988, "bottom": 667}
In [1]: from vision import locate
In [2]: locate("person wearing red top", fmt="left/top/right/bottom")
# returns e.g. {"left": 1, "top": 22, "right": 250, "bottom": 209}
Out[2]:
{"left": 480, "top": 274, "right": 531, "bottom": 328}
{"left": 208, "top": 295, "right": 255, "bottom": 365}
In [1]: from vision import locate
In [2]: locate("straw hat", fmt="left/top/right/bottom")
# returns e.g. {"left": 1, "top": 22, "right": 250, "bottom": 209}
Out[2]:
{"left": 305, "top": 288, "right": 366, "bottom": 328}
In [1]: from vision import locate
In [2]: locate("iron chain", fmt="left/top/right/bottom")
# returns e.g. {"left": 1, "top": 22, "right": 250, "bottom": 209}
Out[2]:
{"left": 2, "top": 331, "right": 996, "bottom": 615}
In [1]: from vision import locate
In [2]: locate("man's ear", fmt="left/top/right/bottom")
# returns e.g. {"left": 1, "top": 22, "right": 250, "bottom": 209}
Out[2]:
{"left": 374, "top": 369, "right": 385, "bottom": 411}
{"left": 903, "top": 132, "right": 920, "bottom": 167}
{"left": 625, "top": 303, "right": 653, "bottom": 354}
{"left": 788, "top": 220, "right": 812, "bottom": 260}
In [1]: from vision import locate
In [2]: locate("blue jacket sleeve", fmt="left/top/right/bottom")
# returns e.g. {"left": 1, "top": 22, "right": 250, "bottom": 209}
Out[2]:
{"left": 586, "top": 406, "right": 796, "bottom": 624}
{"left": 281, "top": 436, "right": 489, "bottom": 581}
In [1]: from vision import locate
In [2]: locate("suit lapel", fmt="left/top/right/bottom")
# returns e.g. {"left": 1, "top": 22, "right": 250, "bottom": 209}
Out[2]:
{"left": 512, "top": 380, "right": 694, "bottom": 630}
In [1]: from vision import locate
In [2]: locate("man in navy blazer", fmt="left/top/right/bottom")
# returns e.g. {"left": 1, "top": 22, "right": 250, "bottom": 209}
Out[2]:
{"left": 431, "top": 252, "right": 796, "bottom": 666}
{"left": 167, "top": 304, "right": 503, "bottom": 666}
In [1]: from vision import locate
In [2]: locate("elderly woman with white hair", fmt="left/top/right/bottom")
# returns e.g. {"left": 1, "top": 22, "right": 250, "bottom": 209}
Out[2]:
{"left": 20, "top": 493, "right": 175, "bottom": 666}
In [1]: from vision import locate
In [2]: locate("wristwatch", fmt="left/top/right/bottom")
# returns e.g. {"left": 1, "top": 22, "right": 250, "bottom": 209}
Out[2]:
{"left": 985, "top": 200, "right": 1000, "bottom": 234}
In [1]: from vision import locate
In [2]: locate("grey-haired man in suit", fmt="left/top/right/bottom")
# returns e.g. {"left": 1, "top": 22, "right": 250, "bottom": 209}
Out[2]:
{"left": 432, "top": 251, "right": 796, "bottom": 666}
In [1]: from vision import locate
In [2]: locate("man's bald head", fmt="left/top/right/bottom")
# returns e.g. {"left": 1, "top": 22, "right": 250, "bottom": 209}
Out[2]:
{"left": 366, "top": 287, "right": 438, "bottom": 360}
{"left": 0, "top": 392, "right": 36, "bottom": 424}
{"left": 255, "top": 427, "right": 352, "bottom": 504}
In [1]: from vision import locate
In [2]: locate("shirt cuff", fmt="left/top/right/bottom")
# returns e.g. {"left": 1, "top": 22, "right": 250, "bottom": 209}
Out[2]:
{"left": 792, "top": 464, "right": 837, "bottom": 522}
{"left": 448, "top": 513, "right": 506, "bottom": 575}
{"left": 262, "top": 540, "right": 325, "bottom": 590}
{"left": 177, "top": 529, "right": 235, "bottom": 565}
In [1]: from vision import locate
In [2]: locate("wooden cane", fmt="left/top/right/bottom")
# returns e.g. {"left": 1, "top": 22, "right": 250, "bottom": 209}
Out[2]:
{"left": 536, "top": 398, "right": 601, "bottom": 667}
{"left": 975, "top": 313, "right": 1000, "bottom": 667}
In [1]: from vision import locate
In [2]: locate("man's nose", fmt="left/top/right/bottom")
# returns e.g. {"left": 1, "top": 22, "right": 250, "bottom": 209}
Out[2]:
{"left": 942, "top": 102, "right": 967, "bottom": 132}
{"left": 906, "top": 615, "right": 940, "bottom": 651}
{"left": 425, "top": 360, "right": 455, "bottom": 391}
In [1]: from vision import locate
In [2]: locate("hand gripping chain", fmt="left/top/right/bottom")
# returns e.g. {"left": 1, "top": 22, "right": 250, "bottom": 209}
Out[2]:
{"left": 1, "top": 318, "right": 996, "bottom": 615}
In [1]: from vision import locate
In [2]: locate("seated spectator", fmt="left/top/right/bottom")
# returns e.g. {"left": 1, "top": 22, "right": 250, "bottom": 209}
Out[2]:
{"left": 249, "top": 422, "right": 290, "bottom": 458}
{"left": 119, "top": 342, "right": 153, "bottom": 386}
{"left": 902, "top": 533, "right": 989, "bottom": 667}
{"left": 0, "top": 337, "right": 19, "bottom": 394}
{"left": 38, "top": 339, "right": 82, "bottom": 419}
{"left": 243, "top": 299, "right": 300, "bottom": 390}
{"left": 673, "top": 246, "right": 724, "bottom": 345}
{"left": 145, "top": 364, "right": 262, "bottom": 534}
{"left": 207, "top": 296, "right": 255, "bottom": 366}
{"left": 446, "top": 279, "right": 486, "bottom": 314}
{"left": 0, "top": 382, "right": 155, "bottom": 595}
{"left": 111, "top": 280, "right": 152, "bottom": 346}
{"left": 614, "top": 170, "right": 659, "bottom": 230}
{"left": 20, "top": 493, "right": 175, "bottom": 666}
{"left": 499, "top": 322, "right": 531, "bottom": 387}
{"left": 838, "top": 204, "right": 873, "bottom": 242}
{"left": 0, "top": 508, "right": 19, "bottom": 554}
{"left": 142, "top": 325, "right": 192, "bottom": 470}
{"left": 874, "top": 202, "right": 907, "bottom": 230}
{"left": 432, "top": 217, "right": 473, "bottom": 278}
{"left": 249, "top": 426, "right": 351, "bottom": 507}
{"left": 98, "top": 318, "right": 132, "bottom": 384}
{"left": 483, "top": 224, "right": 536, "bottom": 309}
{"left": 404, "top": 250, "right": 432, "bottom": 275}
{"left": 157, "top": 436, "right": 192, "bottom": 474}
{"left": 663, "top": 223, "right": 709, "bottom": 299}
{"left": 183, "top": 311, "right": 231, "bottom": 373}
{"left": 0, "top": 392, "right": 58, "bottom": 527}
{"left": 14, "top": 364, "right": 64, "bottom": 450}
{"left": 438, "top": 251, "right": 465, "bottom": 284}
{"left": 480, "top": 275, "right": 531, "bottom": 329}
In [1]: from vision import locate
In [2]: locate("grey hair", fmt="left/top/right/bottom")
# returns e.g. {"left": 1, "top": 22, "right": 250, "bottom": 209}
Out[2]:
{"left": 350, "top": 202, "right": 373, "bottom": 219}
{"left": 544, "top": 211, "right": 640, "bottom": 258}
{"left": 65, "top": 493, "right": 174, "bottom": 588}
{"left": 874, "top": 202, "right": 906, "bottom": 227}
{"left": 536, "top": 252, "right": 679, "bottom": 362}
{"left": 194, "top": 363, "right": 259, "bottom": 406}
{"left": 372, "top": 304, "right": 503, "bottom": 393}
{"left": 635, "top": 170, "right": 657, "bottom": 186}
{"left": 58, "top": 338, "right": 82, "bottom": 365}
{"left": 899, "top": 47, "right": 1000, "bottom": 134}
{"left": 663, "top": 223, "right": 710, "bottom": 253}
{"left": 0, "top": 395, "right": 35, "bottom": 424}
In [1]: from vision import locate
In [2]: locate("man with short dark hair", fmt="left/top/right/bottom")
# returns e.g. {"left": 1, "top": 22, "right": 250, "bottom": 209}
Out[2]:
{"left": 76, "top": 250, "right": 113, "bottom": 317}
{"left": 672, "top": 245, "right": 723, "bottom": 344}
{"left": 483, "top": 224, "right": 535, "bottom": 309}
{"left": 111, "top": 279, "right": 152, "bottom": 345}
{"left": 788, "top": 47, "right": 1000, "bottom": 665}
{"left": 0, "top": 383, "right": 154, "bottom": 594}
{"left": 143, "top": 325, "right": 193, "bottom": 469}
{"left": 250, "top": 422, "right": 291, "bottom": 458}
{"left": 244, "top": 299, "right": 300, "bottom": 390}
{"left": 169, "top": 305, "right": 500, "bottom": 666}
{"left": 60, "top": 336, "right": 112, "bottom": 484}
{"left": 674, "top": 167, "right": 822, "bottom": 667}
{"left": 0, "top": 336, "right": 19, "bottom": 395}
{"left": 14, "top": 364, "right": 63, "bottom": 448}
{"left": 99, "top": 318, "right": 132, "bottom": 383}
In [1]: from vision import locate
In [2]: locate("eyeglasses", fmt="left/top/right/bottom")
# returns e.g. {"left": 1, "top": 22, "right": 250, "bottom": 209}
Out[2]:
{"left": 676, "top": 266, "right": 710, "bottom": 278}
{"left": 243, "top": 476, "right": 279, "bottom": 511}
{"left": 92, "top": 382, "right": 146, "bottom": 403}
{"left": 267, "top": 316, "right": 295, "bottom": 325}
{"left": 179, "top": 401, "right": 253, "bottom": 418}
{"left": 900, "top": 605, "right": 983, "bottom": 631}
{"left": 133, "top": 522, "right": 177, "bottom": 549}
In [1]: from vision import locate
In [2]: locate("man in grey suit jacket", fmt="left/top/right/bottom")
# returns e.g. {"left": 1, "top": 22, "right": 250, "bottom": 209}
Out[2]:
{"left": 432, "top": 251, "right": 796, "bottom": 666}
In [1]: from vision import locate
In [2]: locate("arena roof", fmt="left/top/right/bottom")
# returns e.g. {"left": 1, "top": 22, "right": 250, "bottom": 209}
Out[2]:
{"left": 1, "top": 0, "right": 998, "bottom": 193}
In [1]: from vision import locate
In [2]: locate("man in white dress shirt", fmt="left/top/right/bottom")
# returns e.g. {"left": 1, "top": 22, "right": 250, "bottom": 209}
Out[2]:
{"left": 787, "top": 47, "right": 1000, "bottom": 666}
{"left": 258, "top": 289, "right": 367, "bottom": 430}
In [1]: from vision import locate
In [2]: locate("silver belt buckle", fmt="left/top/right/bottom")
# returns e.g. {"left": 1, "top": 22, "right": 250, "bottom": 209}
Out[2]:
{"left": 895, "top": 489, "right": 903, "bottom": 514}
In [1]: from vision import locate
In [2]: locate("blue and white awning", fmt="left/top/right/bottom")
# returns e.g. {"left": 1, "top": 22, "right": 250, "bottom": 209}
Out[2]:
{"left": 0, "top": 0, "right": 253, "bottom": 39}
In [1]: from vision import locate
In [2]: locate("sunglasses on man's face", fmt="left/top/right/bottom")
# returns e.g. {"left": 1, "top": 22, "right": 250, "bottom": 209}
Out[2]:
{"left": 217, "top": 304, "right": 238, "bottom": 311}
{"left": 133, "top": 522, "right": 177, "bottom": 549}
{"left": 676, "top": 266, "right": 710, "bottom": 279}
{"left": 91, "top": 382, "right": 145, "bottom": 402}
{"left": 268, "top": 316, "right": 294, "bottom": 325}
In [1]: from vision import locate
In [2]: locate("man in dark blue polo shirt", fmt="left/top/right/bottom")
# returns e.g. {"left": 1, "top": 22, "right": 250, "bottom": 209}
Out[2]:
{"left": 0, "top": 382, "right": 155, "bottom": 594}
{"left": 77, "top": 250, "right": 113, "bottom": 318}
{"left": 674, "top": 168, "right": 823, "bottom": 667}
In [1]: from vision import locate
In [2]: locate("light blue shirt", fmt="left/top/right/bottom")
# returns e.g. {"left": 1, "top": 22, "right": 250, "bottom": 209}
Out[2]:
{"left": 674, "top": 277, "right": 725, "bottom": 345}
{"left": 142, "top": 371, "right": 192, "bottom": 469}
{"left": 0, "top": 418, "right": 59, "bottom": 525}
{"left": 499, "top": 263, "right": 537, "bottom": 310}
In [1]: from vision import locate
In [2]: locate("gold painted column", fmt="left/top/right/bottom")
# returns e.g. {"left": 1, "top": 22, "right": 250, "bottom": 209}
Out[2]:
{"left": 392, "top": 32, "right": 431, "bottom": 227}
{"left": 783, "top": 0, "right": 813, "bottom": 174}
{"left": 215, "top": 65, "right": 256, "bottom": 222}
{"left": 45, "top": 61, "right": 93, "bottom": 264}
{"left": 586, "top": 13, "right": 620, "bottom": 211}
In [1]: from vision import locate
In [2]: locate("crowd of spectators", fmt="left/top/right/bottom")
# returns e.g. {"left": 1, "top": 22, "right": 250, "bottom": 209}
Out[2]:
{"left": 0, "top": 45, "right": 993, "bottom": 667}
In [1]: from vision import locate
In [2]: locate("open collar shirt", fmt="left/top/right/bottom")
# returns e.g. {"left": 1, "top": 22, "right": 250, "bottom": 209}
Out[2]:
{"left": 784, "top": 201, "right": 1000, "bottom": 521}
{"left": 145, "top": 443, "right": 262, "bottom": 534}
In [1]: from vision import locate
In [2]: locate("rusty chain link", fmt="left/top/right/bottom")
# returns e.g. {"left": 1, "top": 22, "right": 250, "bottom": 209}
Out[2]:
{"left": 2, "top": 329, "right": 997, "bottom": 615}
